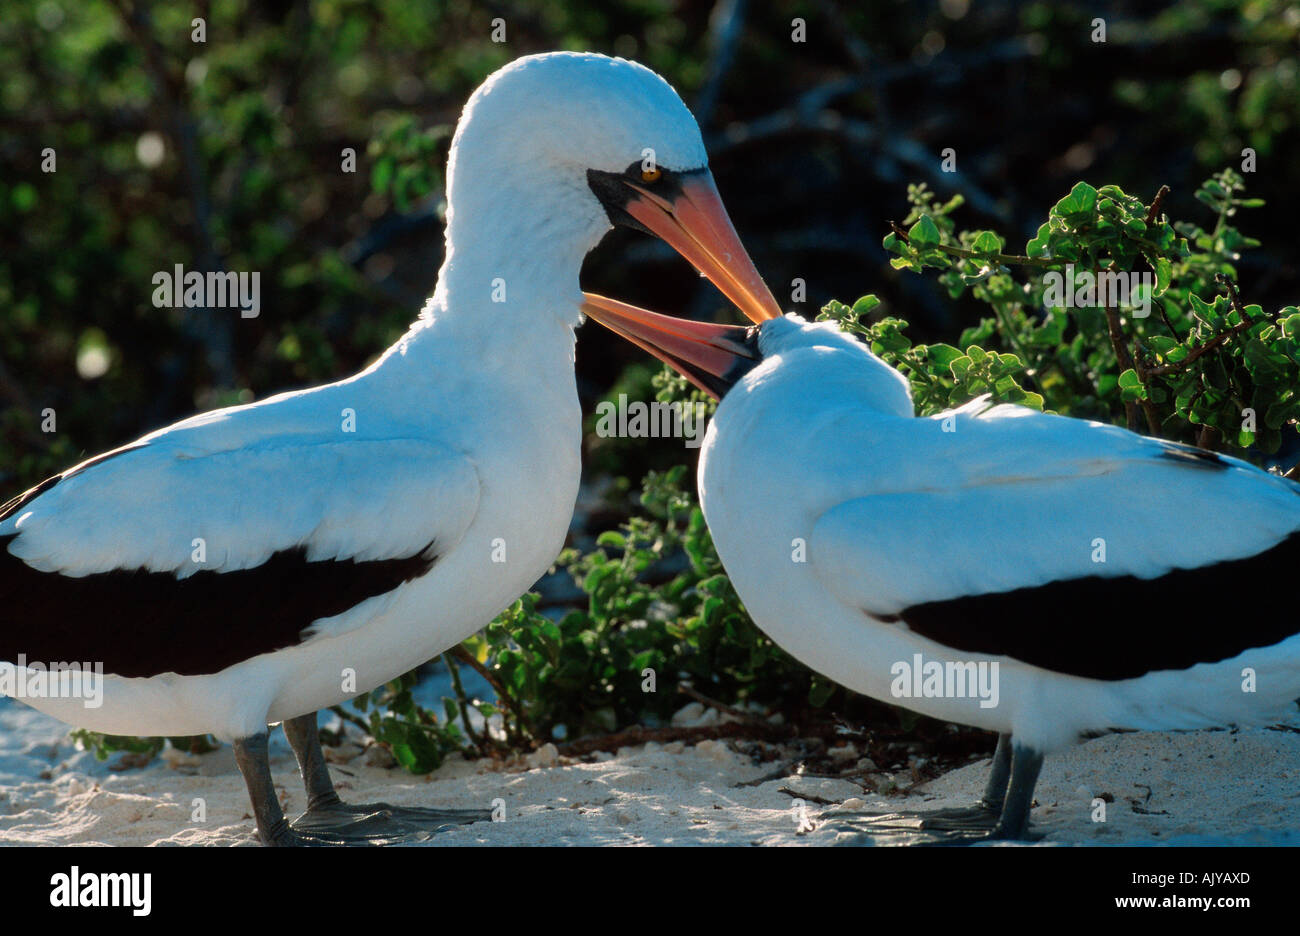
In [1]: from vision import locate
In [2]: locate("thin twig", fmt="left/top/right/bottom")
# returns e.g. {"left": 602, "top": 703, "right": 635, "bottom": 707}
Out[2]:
{"left": 327, "top": 705, "right": 371, "bottom": 736}
{"left": 448, "top": 645, "right": 532, "bottom": 739}
{"left": 555, "top": 722, "right": 793, "bottom": 756}
{"left": 710, "top": 107, "right": 1005, "bottom": 218}
{"left": 678, "top": 683, "right": 767, "bottom": 726}
{"left": 1143, "top": 331, "right": 1245, "bottom": 376}
{"left": 1144, "top": 185, "right": 1171, "bottom": 225}
{"left": 1144, "top": 278, "right": 1255, "bottom": 377}
{"left": 776, "top": 786, "right": 840, "bottom": 805}
{"left": 1216, "top": 273, "right": 1253, "bottom": 324}
{"left": 554, "top": 719, "right": 877, "bottom": 757}
{"left": 1097, "top": 270, "right": 1139, "bottom": 432}
{"left": 442, "top": 652, "right": 482, "bottom": 752}
{"left": 693, "top": 0, "right": 747, "bottom": 128}
{"left": 107, "top": 0, "right": 234, "bottom": 387}
{"left": 888, "top": 221, "right": 1058, "bottom": 268}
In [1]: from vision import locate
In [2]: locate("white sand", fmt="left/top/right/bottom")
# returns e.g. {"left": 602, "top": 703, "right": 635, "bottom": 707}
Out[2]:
{"left": 2, "top": 696, "right": 1298, "bottom": 846}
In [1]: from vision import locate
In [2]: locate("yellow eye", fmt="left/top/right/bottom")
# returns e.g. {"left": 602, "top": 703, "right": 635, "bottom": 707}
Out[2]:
{"left": 640, "top": 166, "right": 662, "bottom": 183}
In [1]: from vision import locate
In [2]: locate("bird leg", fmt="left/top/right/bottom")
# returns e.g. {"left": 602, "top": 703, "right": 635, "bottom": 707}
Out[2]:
{"left": 279, "top": 711, "right": 492, "bottom": 845}
{"left": 981, "top": 731, "right": 1014, "bottom": 809}
{"left": 282, "top": 711, "right": 343, "bottom": 811}
{"left": 987, "top": 741, "right": 1043, "bottom": 841}
{"left": 232, "top": 730, "right": 300, "bottom": 846}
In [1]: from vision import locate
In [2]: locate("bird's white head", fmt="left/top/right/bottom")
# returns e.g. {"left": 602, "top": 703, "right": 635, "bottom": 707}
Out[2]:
{"left": 461, "top": 53, "right": 708, "bottom": 186}
{"left": 750, "top": 313, "right": 873, "bottom": 359}
{"left": 433, "top": 52, "right": 781, "bottom": 331}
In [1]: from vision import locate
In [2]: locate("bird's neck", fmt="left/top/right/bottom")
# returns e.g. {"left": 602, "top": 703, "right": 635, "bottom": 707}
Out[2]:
{"left": 367, "top": 140, "right": 610, "bottom": 387}
{"left": 429, "top": 245, "right": 586, "bottom": 338}
{"left": 429, "top": 157, "right": 610, "bottom": 338}
{"left": 362, "top": 275, "right": 581, "bottom": 413}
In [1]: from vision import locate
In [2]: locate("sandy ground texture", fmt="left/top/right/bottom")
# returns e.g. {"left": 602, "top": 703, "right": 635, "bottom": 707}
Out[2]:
{"left": 2, "top": 697, "right": 1299, "bottom": 846}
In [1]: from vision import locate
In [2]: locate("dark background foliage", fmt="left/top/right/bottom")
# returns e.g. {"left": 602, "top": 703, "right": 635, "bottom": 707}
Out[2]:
{"left": 3, "top": 0, "right": 1298, "bottom": 493}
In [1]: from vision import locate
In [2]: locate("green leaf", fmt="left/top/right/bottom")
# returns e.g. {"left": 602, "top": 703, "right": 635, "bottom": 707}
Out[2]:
{"left": 1154, "top": 257, "right": 1172, "bottom": 294}
{"left": 1118, "top": 368, "right": 1147, "bottom": 401}
{"left": 926, "top": 343, "right": 965, "bottom": 368}
{"left": 1026, "top": 222, "right": 1052, "bottom": 258}
{"left": 971, "top": 230, "right": 1001, "bottom": 254}
{"left": 908, "top": 215, "right": 940, "bottom": 247}
{"left": 370, "top": 156, "right": 394, "bottom": 196}
{"left": 1145, "top": 335, "right": 1178, "bottom": 355}
{"left": 852, "top": 295, "right": 881, "bottom": 317}
{"left": 1054, "top": 181, "right": 1098, "bottom": 219}
{"left": 1188, "top": 294, "right": 1214, "bottom": 319}
{"left": 808, "top": 678, "right": 835, "bottom": 708}
{"left": 1264, "top": 400, "right": 1296, "bottom": 430}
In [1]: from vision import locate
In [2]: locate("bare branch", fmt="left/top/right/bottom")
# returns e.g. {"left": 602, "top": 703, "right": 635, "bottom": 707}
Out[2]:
{"left": 694, "top": 0, "right": 748, "bottom": 128}
{"left": 1144, "top": 185, "right": 1171, "bottom": 225}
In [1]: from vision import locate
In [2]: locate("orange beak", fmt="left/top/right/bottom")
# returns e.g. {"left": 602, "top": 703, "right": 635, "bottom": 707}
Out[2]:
{"left": 581, "top": 293, "right": 759, "bottom": 399}
{"left": 618, "top": 171, "right": 782, "bottom": 326}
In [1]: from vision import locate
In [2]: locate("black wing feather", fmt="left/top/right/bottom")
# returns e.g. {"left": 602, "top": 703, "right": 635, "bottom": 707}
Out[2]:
{"left": 896, "top": 531, "right": 1300, "bottom": 680}
{"left": 0, "top": 533, "right": 436, "bottom": 678}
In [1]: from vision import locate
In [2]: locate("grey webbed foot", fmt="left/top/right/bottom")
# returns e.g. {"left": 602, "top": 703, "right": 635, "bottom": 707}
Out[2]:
{"left": 234, "top": 713, "right": 492, "bottom": 847}
{"left": 288, "top": 798, "right": 491, "bottom": 845}
{"left": 818, "top": 733, "right": 1029, "bottom": 846}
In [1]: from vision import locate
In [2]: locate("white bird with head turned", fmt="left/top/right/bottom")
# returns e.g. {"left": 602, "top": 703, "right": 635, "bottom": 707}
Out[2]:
{"left": 0, "top": 52, "right": 779, "bottom": 846}
{"left": 583, "top": 303, "right": 1300, "bottom": 843}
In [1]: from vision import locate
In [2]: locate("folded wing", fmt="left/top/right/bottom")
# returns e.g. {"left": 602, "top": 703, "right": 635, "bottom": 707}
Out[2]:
{"left": 809, "top": 404, "right": 1300, "bottom": 679}
{"left": 0, "top": 430, "right": 480, "bottom": 678}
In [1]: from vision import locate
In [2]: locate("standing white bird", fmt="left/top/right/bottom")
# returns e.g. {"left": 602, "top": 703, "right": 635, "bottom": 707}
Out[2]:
{"left": 0, "top": 52, "right": 780, "bottom": 845}
{"left": 581, "top": 302, "right": 1300, "bottom": 842}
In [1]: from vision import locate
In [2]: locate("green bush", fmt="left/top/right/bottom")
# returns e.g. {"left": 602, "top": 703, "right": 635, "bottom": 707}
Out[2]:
{"left": 872, "top": 170, "right": 1298, "bottom": 457}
